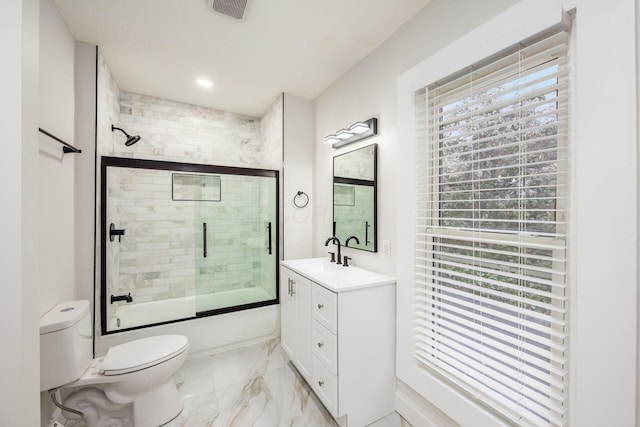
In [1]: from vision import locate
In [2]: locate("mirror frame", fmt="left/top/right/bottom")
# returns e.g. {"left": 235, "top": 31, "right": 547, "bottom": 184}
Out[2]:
{"left": 332, "top": 143, "right": 377, "bottom": 252}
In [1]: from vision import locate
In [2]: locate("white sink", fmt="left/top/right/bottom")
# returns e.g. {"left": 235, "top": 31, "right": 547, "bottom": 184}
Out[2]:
{"left": 294, "top": 259, "right": 343, "bottom": 273}
{"left": 281, "top": 258, "right": 395, "bottom": 292}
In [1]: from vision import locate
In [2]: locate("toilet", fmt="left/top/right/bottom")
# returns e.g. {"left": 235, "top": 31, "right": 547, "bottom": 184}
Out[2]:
{"left": 40, "top": 300, "right": 189, "bottom": 427}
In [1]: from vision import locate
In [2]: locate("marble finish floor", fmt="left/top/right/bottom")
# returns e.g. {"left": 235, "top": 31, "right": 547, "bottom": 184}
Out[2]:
{"left": 166, "top": 339, "right": 410, "bottom": 427}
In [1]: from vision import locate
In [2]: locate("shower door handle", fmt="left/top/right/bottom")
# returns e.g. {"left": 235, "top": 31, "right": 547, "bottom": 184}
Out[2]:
{"left": 267, "top": 222, "right": 272, "bottom": 255}
{"left": 365, "top": 221, "right": 371, "bottom": 245}
{"left": 203, "top": 222, "right": 207, "bottom": 258}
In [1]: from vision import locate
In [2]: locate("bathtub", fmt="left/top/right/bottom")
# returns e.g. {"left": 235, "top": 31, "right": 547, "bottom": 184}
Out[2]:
{"left": 96, "top": 288, "right": 279, "bottom": 357}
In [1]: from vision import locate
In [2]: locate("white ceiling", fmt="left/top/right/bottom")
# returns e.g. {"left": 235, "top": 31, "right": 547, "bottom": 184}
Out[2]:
{"left": 52, "top": 0, "right": 431, "bottom": 117}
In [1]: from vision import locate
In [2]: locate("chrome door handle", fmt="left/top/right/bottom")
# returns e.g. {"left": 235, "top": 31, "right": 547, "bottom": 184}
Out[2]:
{"left": 317, "top": 303, "right": 323, "bottom": 309}
{"left": 317, "top": 342, "right": 324, "bottom": 348}
{"left": 318, "top": 380, "right": 324, "bottom": 387}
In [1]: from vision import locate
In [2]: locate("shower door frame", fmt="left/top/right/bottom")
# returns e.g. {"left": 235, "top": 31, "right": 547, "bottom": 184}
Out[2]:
{"left": 100, "top": 156, "right": 280, "bottom": 335}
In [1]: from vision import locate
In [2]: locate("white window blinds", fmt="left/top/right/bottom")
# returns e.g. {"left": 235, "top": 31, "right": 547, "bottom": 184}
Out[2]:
{"left": 414, "top": 29, "right": 570, "bottom": 426}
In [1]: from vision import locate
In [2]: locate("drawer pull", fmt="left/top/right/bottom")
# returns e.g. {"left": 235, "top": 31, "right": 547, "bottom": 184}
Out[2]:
{"left": 317, "top": 342, "right": 324, "bottom": 348}
{"left": 317, "top": 303, "right": 324, "bottom": 309}
{"left": 318, "top": 380, "right": 324, "bottom": 387}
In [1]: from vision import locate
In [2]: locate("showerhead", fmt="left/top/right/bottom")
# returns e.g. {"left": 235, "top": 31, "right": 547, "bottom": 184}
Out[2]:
{"left": 125, "top": 135, "right": 141, "bottom": 146}
{"left": 111, "top": 125, "right": 141, "bottom": 147}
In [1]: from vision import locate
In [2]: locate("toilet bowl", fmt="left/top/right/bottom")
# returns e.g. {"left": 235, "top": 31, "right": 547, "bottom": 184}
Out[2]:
{"left": 40, "top": 300, "right": 189, "bottom": 427}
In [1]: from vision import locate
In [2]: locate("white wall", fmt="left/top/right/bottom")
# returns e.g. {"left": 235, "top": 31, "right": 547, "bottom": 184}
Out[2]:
{"left": 283, "top": 93, "right": 314, "bottom": 259}
{"left": 261, "top": 93, "right": 284, "bottom": 171}
{"left": 75, "top": 42, "right": 97, "bottom": 305}
{"left": 261, "top": 94, "right": 285, "bottom": 261}
{"left": 38, "top": 1, "right": 78, "bottom": 423}
{"left": 314, "top": 0, "right": 638, "bottom": 425}
{"left": 637, "top": 5, "right": 640, "bottom": 425}
{"left": 39, "top": 0, "right": 76, "bottom": 315}
{"left": 569, "top": 0, "right": 637, "bottom": 424}
{"left": 313, "top": 0, "right": 519, "bottom": 274}
{"left": 0, "top": 0, "right": 40, "bottom": 425}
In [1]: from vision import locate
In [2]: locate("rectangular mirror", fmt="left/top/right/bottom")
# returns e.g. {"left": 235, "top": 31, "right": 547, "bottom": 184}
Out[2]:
{"left": 333, "top": 144, "right": 377, "bottom": 252}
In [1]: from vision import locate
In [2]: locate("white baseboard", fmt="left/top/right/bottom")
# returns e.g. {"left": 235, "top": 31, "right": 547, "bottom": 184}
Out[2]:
{"left": 395, "top": 381, "right": 459, "bottom": 427}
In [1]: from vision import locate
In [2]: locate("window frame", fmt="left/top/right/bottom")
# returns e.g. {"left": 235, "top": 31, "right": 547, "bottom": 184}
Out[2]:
{"left": 414, "top": 34, "right": 570, "bottom": 424}
{"left": 395, "top": 4, "right": 578, "bottom": 426}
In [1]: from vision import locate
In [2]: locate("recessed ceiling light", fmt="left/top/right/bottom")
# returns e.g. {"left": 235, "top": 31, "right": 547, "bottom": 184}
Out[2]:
{"left": 196, "top": 79, "right": 214, "bottom": 89}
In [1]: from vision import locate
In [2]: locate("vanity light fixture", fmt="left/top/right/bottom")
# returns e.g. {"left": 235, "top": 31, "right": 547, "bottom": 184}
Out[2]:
{"left": 324, "top": 118, "right": 378, "bottom": 149}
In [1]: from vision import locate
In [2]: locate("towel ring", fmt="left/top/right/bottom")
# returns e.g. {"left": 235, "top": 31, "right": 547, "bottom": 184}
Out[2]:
{"left": 293, "top": 191, "right": 309, "bottom": 208}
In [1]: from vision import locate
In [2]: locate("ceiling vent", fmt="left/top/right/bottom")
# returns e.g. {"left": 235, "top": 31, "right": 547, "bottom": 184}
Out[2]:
{"left": 207, "top": 0, "right": 248, "bottom": 21}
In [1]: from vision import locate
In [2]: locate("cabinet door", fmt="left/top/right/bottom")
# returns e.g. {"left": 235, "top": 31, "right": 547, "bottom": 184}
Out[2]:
{"left": 293, "top": 276, "right": 312, "bottom": 380}
{"left": 280, "top": 269, "right": 296, "bottom": 359}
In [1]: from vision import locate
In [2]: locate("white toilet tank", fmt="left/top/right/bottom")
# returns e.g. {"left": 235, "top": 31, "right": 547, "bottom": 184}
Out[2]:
{"left": 40, "top": 300, "right": 93, "bottom": 391}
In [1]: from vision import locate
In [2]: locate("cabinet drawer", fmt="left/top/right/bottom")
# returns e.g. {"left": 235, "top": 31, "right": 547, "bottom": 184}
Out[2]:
{"left": 312, "top": 285, "right": 337, "bottom": 333}
{"left": 312, "top": 356, "right": 338, "bottom": 416}
{"left": 311, "top": 320, "right": 338, "bottom": 376}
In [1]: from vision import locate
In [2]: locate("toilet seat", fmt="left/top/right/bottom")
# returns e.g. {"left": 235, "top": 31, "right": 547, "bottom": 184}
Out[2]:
{"left": 100, "top": 335, "right": 188, "bottom": 376}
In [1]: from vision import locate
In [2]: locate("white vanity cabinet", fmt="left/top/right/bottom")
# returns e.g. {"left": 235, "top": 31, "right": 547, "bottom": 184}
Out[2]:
{"left": 280, "top": 267, "right": 312, "bottom": 379}
{"left": 280, "top": 259, "right": 396, "bottom": 427}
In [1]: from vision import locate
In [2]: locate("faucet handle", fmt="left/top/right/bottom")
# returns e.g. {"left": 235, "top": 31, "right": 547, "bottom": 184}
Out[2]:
{"left": 343, "top": 256, "right": 351, "bottom": 267}
{"left": 328, "top": 252, "right": 336, "bottom": 263}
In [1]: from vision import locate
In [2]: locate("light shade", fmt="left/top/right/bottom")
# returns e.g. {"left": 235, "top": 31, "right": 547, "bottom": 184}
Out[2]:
{"left": 335, "top": 129, "right": 354, "bottom": 140}
{"left": 323, "top": 135, "right": 340, "bottom": 144}
{"left": 324, "top": 118, "right": 378, "bottom": 149}
{"left": 349, "top": 121, "right": 369, "bottom": 134}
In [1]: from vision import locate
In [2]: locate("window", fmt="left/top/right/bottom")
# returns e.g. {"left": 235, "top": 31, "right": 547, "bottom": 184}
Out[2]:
{"left": 414, "top": 29, "right": 570, "bottom": 426}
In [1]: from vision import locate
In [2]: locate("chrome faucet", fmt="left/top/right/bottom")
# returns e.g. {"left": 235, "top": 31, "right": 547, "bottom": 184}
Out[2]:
{"left": 345, "top": 236, "right": 360, "bottom": 248}
{"left": 324, "top": 237, "right": 342, "bottom": 264}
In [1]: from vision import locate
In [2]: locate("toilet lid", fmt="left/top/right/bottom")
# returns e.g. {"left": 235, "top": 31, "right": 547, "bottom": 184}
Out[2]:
{"left": 100, "top": 335, "right": 189, "bottom": 376}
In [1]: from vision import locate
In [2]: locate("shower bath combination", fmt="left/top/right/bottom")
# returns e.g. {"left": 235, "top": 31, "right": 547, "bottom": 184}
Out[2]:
{"left": 101, "top": 156, "right": 279, "bottom": 335}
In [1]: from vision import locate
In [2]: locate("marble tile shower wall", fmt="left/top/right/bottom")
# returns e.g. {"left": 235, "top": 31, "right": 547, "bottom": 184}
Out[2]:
{"left": 260, "top": 94, "right": 283, "bottom": 171}
{"left": 97, "top": 51, "right": 122, "bottom": 327}
{"left": 260, "top": 94, "right": 284, "bottom": 273}
{"left": 96, "top": 52, "right": 121, "bottom": 159}
{"left": 116, "top": 91, "right": 265, "bottom": 168}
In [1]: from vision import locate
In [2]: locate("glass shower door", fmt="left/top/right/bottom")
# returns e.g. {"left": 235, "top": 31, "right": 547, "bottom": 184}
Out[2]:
{"left": 103, "top": 161, "right": 199, "bottom": 333}
{"left": 102, "top": 157, "right": 279, "bottom": 335}
{"left": 194, "top": 171, "right": 278, "bottom": 314}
